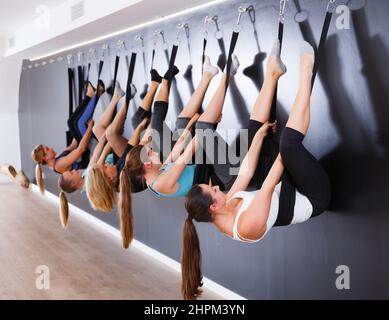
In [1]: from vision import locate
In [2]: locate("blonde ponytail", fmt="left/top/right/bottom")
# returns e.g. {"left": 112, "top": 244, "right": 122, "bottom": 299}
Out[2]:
{"left": 59, "top": 191, "right": 69, "bottom": 228}
{"left": 31, "top": 145, "right": 46, "bottom": 194}
{"left": 35, "top": 163, "right": 45, "bottom": 194}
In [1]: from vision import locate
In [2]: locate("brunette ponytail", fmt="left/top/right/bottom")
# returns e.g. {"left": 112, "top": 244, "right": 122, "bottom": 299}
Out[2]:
{"left": 118, "top": 166, "right": 134, "bottom": 249}
{"left": 181, "top": 216, "right": 203, "bottom": 300}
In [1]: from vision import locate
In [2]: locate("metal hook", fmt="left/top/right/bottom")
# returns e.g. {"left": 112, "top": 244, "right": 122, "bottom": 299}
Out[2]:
{"left": 279, "top": 0, "right": 288, "bottom": 22}
{"left": 248, "top": 5, "right": 255, "bottom": 23}
{"left": 234, "top": 5, "right": 252, "bottom": 32}
{"left": 153, "top": 30, "right": 165, "bottom": 47}
{"left": 117, "top": 39, "right": 125, "bottom": 51}
{"left": 327, "top": 0, "right": 336, "bottom": 12}
{"left": 212, "top": 15, "right": 221, "bottom": 32}
{"left": 101, "top": 44, "right": 109, "bottom": 59}
{"left": 175, "top": 23, "right": 186, "bottom": 44}
{"left": 184, "top": 24, "right": 190, "bottom": 39}
{"left": 67, "top": 54, "right": 73, "bottom": 67}
{"left": 88, "top": 48, "right": 96, "bottom": 62}
{"left": 77, "top": 51, "right": 83, "bottom": 64}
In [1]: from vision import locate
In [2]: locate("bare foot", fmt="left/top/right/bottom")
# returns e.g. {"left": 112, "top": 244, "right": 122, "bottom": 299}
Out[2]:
{"left": 87, "top": 82, "right": 95, "bottom": 97}
{"left": 300, "top": 41, "right": 315, "bottom": 78}
{"left": 267, "top": 39, "right": 287, "bottom": 79}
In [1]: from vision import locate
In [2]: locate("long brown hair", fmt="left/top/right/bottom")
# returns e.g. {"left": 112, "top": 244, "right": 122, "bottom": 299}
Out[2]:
{"left": 118, "top": 145, "right": 145, "bottom": 249}
{"left": 57, "top": 174, "right": 77, "bottom": 228}
{"left": 181, "top": 185, "right": 214, "bottom": 300}
{"left": 31, "top": 145, "right": 46, "bottom": 194}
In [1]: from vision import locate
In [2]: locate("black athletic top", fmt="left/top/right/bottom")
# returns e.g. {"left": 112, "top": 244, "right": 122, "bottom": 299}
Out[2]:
{"left": 116, "top": 144, "right": 146, "bottom": 193}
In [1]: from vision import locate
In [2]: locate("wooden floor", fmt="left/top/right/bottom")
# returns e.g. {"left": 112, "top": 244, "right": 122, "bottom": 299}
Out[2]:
{"left": 0, "top": 182, "right": 222, "bottom": 300}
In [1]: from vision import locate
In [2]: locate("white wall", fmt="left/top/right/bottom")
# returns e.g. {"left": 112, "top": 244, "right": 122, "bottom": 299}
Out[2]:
{"left": 0, "top": 38, "right": 23, "bottom": 168}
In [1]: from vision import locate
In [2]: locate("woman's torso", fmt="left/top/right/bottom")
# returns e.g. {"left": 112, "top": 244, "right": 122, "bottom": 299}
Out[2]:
{"left": 229, "top": 182, "right": 313, "bottom": 243}
{"left": 148, "top": 163, "right": 197, "bottom": 198}
{"left": 53, "top": 150, "right": 80, "bottom": 174}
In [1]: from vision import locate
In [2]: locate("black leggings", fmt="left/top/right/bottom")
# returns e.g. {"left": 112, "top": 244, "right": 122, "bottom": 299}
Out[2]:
{"left": 279, "top": 127, "right": 331, "bottom": 217}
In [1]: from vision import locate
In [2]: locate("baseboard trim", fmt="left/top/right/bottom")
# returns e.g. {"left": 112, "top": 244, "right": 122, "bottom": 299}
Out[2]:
{"left": 30, "top": 184, "right": 246, "bottom": 300}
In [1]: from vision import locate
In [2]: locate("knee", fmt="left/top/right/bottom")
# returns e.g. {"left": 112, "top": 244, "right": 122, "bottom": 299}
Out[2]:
{"left": 279, "top": 128, "right": 303, "bottom": 158}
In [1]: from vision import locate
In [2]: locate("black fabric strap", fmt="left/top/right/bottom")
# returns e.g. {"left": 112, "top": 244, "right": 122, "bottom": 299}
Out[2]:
{"left": 112, "top": 55, "right": 120, "bottom": 88}
{"left": 68, "top": 68, "right": 74, "bottom": 117}
{"left": 270, "top": 21, "right": 285, "bottom": 122}
{"left": 97, "top": 60, "right": 104, "bottom": 79}
{"left": 225, "top": 31, "right": 239, "bottom": 90}
{"left": 201, "top": 38, "right": 207, "bottom": 74}
{"left": 169, "top": 45, "right": 179, "bottom": 67}
{"left": 125, "top": 52, "right": 137, "bottom": 108}
{"left": 84, "top": 63, "right": 91, "bottom": 96}
{"left": 77, "top": 65, "right": 84, "bottom": 105}
{"left": 90, "top": 59, "right": 105, "bottom": 114}
{"left": 67, "top": 68, "right": 75, "bottom": 145}
{"left": 151, "top": 48, "right": 156, "bottom": 70}
{"left": 312, "top": 11, "right": 333, "bottom": 87}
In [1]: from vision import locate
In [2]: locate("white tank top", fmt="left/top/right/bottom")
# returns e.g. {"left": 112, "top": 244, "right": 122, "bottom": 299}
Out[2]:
{"left": 230, "top": 182, "right": 313, "bottom": 243}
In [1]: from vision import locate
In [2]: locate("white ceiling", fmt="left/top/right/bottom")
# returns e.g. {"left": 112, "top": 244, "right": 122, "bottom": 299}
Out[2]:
{"left": 0, "top": 0, "right": 67, "bottom": 36}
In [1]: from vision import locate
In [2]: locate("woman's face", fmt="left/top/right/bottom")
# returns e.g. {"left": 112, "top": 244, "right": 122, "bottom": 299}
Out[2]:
{"left": 62, "top": 170, "right": 83, "bottom": 189}
{"left": 102, "top": 164, "right": 117, "bottom": 183}
{"left": 42, "top": 145, "right": 56, "bottom": 161}
{"left": 199, "top": 184, "right": 227, "bottom": 213}
{"left": 143, "top": 144, "right": 161, "bottom": 166}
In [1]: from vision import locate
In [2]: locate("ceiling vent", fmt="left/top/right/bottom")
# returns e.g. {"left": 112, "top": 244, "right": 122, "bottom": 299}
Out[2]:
{"left": 71, "top": 1, "right": 85, "bottom": 22}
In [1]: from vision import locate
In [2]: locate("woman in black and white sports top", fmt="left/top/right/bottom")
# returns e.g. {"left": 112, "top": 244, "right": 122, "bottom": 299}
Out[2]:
{"left": 181, "top": 40, "right": 331, "bottom": 300}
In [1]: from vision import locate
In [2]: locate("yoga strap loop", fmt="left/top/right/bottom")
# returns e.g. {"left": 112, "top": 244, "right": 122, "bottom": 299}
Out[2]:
{"left": 151, "top": 30, "right": 164, "bottom": 70}
{"left": 224, "top": 6, "right": 254, "bottom": 90}
{"left": 169, "top": 45, "right": 179, "bottom": 68}
{"left": 77, "top": 51, "right": 84, "bottom": 105}
{"left": 66, "top": 55, "right": 75, "bottom": 145}
{"left": 270, "top": 2, "right": 287, "bottom": 123}
{"left": 125, "top": 52, "right": 137, "bottom": 108}
{"left": 312, "top": 5, "right": 334, "bottom": 87}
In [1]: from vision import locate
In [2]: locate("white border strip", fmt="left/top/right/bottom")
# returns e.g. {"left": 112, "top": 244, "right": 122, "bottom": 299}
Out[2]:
{"left": 31, "top": 184, "right": 246, "bottom": 300}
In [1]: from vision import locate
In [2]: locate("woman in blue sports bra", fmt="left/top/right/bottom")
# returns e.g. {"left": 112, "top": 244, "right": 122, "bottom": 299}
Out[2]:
{"left": 31, "top": 81, "right": 104, "bottom": 193}
{"left": 56, "top": 76, "right": 155, "bottom": 228}
{"left": 116, "top": 55, "right": 241, "bottom": 249}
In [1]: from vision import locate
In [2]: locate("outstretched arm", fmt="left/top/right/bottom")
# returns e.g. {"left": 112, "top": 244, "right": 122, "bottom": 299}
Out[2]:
{"left": 129, "top": 118, "right": 150, "bottom": 147}
{"left": 164, "top": 113, "right": 200, "bottom": 165}
{"left": 227, "top": 122, "right": 276, "bottom": 200}
{"left": 154, "top": 135, "right": 199, "bottom": 194}
{"left": 97, "top": 143, "right": 113, "bottom": 165}
{"left": 89, "top": 135, "right": 107, "bottom": 165}
{"left": 55, "top": 120, "right": 94, "bottom": 172}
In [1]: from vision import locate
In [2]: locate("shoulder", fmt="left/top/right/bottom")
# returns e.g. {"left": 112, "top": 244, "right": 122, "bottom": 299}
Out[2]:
{"left": 236, "top": 191, "right": 268, "bottom": 241}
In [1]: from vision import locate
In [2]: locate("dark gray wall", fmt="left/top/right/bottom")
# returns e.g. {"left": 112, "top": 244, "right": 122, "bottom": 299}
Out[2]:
{"left": 18, "top": 0, "right": 389, "bottom": 299}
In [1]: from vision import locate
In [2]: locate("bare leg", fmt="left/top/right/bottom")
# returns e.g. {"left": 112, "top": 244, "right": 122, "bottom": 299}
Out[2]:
{"left": 250, "top": 43, "right": 286, "bottom": 123}
{"left": 197, "top": 74, "right": 229, "bottom": 123}
{"left": 93, "top": 94, "right": 121, "bottom": 140}
{"left": 155, "top": 79, "right": 170, "bottom": 103}
{"left": 178, "top": 72, "right": 214, "bottom": 118}
{"left": 106, "top": 101, "right": 130, "bottom": 156}
{"left": 140, "top": 81, "right": 160, "bottom": 112}
{"left": 285, "top": 45, "right": 314, "bottom": 136}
